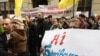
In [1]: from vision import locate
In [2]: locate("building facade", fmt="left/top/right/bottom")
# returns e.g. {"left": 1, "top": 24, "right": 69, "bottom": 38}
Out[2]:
{"left": 49, "top": 0, "right": 100, "bottom": 16}
{"left": 92, "top": 0, "right": 100, "bottom": 15}
{"left": 0, "top": 0, "right": 100, "bottom": 18}
{"left": 0, "top": 0, "right": 33, "bottom": 18}
{"left": 0, "top": 0, "right": 14, "bottom": 18}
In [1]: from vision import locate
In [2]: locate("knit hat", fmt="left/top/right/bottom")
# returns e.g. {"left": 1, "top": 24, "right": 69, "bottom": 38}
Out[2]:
{"left": 11, "top": 16, "right": 24, "bottom": 26}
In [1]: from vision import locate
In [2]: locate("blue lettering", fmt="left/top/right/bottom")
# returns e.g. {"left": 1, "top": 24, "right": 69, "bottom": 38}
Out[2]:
{"left": 43, "top": 44, "right": 52, "bottom": 56}
{"left": 43, "top": 44, "right": 78, "bottom": 56}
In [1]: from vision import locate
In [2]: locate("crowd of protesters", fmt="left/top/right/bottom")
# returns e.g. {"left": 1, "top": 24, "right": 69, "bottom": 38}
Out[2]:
{"left": 0, "top": 12, "right": 100, "bottom": 56}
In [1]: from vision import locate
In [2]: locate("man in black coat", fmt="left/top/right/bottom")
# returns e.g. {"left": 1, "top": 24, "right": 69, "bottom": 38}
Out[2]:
{"left": 36, "top": 12, "right": 47, "bottom": 54}
{"left": 28, "top": 23, "right": 38, "bottom": 56}
{"left": 0, "top": 32, "right": 10, "bottom": 56}
{"left": 0, "top": 18, "right": 12, "bottom": 56}
{"left": 28, "top": 12, "right": 47, "bottom": 56}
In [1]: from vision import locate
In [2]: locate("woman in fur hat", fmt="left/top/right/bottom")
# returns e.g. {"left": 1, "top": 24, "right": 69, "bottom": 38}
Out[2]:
{"left": 7, "top": 16, "right": 29, "bottom": 56}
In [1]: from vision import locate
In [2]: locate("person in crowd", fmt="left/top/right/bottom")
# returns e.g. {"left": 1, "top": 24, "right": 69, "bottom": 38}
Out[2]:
{"left": 97, "top": 20, "right": 100, "bottom": 29}
{"left": 0, "top": 18, "right": 4, "bottom": 35}
{"left": 1, "top": 17, "right": 30, "bottom": 56}
{"left": 69, "top": 18, "right": 81, "bottom": 29}
{"left": 58, "top": 17, "right": 69, "bottom": 29}
{"left": 50, "top": 18, "right": 63, "bottom": 30}
{"left": 0, "top": 18, "right": 12, "bottom": 56}
{"left": 29, "top": 12, "right": 47, "bottom": 56}
{"left": 96, "top": 15, "right": 100, "bottom": 22}
{"left": 8, "top": 17, "right": 30, "bottom": 56}
{"left": 45, "top": 15, "right": 53, "bottom": 30}
{"left": 87, "top": 16, "right": 98, "bottom": 29}
{"left": 36, "top": 12, "right": 47, "bottom": 54}
{"left": 28, "top": 17, "right": 38, "bottom": 56}
{"left": 23, "top": 15, "right": 31, "bottom": 26}
{"left": 78, "top": 14, "right": 87, "bottom": 29}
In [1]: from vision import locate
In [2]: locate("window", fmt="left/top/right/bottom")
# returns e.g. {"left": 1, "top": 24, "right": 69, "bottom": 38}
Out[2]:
{"left": 77, "top": 0, "right": 92, "bottom": 11}
{"left": 0, "top": 3, "right": 5, "bottom": 11}
{"left": 32, "top": 0, "right": 48, "bottom": 7}
{"left": 9, "top": 0, "right": 15, "bottom": 10}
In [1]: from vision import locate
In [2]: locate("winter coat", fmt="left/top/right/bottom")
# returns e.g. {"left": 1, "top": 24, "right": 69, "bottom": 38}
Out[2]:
{"left": 7, "top": 29, "right": 27, "bottom": 54}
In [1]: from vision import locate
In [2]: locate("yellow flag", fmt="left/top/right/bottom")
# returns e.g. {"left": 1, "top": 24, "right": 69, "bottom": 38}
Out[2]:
{"left": 15, "top": 0, "right": 23, "bottom": 8}
{"left": 15, "top": 0, "right": 23, "bottom": 16}
{"left": 58, "top": 0, "right": 79, "bottom": 9}
{"left": 14, "top": 8, "right": 21, "bottom": 16}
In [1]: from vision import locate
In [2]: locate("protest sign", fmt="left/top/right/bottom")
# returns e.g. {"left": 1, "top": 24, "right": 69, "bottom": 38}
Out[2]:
{"left": 41, "top": 29, "right": 100, "bottom": 56}
{"left": 21, "top": 3, "right": 78, "bottom": 18}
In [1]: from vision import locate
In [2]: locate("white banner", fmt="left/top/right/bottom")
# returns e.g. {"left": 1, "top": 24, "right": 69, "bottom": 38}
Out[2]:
{"left": 41, "top": 29, "right": 100, "bottom": 56}
{"left": 21, "top": 4, "right": 78, "bottom": 18}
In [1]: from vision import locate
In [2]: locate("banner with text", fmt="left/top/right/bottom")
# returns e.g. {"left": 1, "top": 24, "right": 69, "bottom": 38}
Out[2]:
{"left": 21, "top": 4, "right": 78, "bottom": 18}
{"left": 41, "top": 29, "right": 100, "bottom": 56}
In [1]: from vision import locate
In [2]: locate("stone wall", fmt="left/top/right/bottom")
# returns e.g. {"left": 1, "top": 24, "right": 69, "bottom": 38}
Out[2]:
{"left": 22, "top": 0, "right": 33, "bottom": 9}
{"left": 92, "top": 0, "right": 100, "bottom": 15}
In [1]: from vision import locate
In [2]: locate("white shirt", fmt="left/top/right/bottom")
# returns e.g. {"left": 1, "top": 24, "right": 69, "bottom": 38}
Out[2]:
{"left": 6, "top": 34, "right": 11, "bottom": 40}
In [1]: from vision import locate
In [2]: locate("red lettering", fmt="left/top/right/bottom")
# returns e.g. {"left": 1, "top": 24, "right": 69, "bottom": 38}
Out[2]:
{"left": 59, "top": 32, "right": 66, "bottom": 45}
{"left": 51, "top": 34, "right": 60, "bottom": 45}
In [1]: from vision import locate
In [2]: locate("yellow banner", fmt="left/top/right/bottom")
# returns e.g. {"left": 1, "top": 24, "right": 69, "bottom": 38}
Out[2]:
{"left": 15, "top": 0, "right": 23, "bottom": 16}
{"left": 58, "top": 0, "right": 79, "bottom": 9}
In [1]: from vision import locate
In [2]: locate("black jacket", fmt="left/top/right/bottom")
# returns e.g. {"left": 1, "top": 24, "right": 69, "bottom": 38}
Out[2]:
{"left": 37, "top": 19, "right": 47, "bottom": 39}
{"left": 0, "top": 32, "right": 9, "bottom": 56}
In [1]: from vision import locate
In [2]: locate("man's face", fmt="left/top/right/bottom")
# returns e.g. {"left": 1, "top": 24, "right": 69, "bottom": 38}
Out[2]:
{"left": 11, "top": 21, "right": 22, "bottom": 29}
{"left": 69, "top": 20, "right": 81, "bottom": 29}
{"left": 37, "top": 12, "right": 44, "bottom": 19}
{"left": 2, "top": 19, "right": 12, "bottom": 33}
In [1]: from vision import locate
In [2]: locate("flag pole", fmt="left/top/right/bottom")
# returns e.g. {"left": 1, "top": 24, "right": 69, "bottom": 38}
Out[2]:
{"left": 72, "top": 0, "right": 75, "bottom": 18}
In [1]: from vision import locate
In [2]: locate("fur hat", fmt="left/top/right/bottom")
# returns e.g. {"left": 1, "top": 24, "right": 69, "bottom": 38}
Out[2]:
{"left": 11, "top": 16, "right": 24, "bottom": 26}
